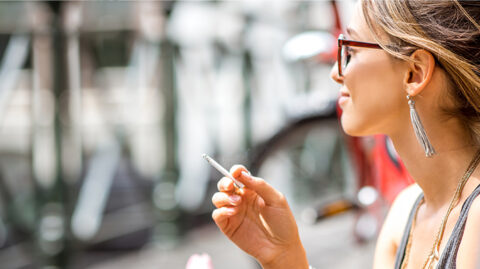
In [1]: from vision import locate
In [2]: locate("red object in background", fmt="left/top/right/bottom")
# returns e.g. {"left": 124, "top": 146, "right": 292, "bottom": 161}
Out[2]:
{"left": 330, "top": 0, "right": 412, "bottom": 207}
{"left": 371, "top": 135, "right": 414, "bottom": 204}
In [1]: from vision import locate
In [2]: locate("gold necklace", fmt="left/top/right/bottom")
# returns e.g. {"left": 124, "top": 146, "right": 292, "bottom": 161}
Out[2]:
{"left": 401, "top": 149, "right": 480, "bottom": 269}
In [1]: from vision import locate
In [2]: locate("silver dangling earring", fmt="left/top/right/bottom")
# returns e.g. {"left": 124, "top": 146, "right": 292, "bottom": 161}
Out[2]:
{"left": 407, "top": 95, "right": 436, "bottom": 157}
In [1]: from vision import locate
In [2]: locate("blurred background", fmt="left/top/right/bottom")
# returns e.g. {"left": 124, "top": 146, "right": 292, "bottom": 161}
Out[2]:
{"left": 0, "top": 0, "right": 381, "bottom": 268}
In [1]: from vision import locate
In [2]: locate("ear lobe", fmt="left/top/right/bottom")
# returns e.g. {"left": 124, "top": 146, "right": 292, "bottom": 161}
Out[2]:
{"left": 404, "top": 49, "right": 436, "bottom": 97}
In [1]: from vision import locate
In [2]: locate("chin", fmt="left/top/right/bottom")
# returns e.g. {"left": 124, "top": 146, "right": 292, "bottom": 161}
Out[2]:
{"left": 342, "top": 125, "right": 364, "bottom": 137}
{"left": 340, "top": 116, "right": 372, "bottom": 137}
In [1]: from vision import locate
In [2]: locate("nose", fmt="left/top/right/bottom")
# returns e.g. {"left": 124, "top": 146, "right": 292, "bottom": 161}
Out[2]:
{"left": 330, "top": 62, "right": 343, "bottom": 84}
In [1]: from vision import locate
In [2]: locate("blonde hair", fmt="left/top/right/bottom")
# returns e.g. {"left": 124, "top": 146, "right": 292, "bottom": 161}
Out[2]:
{"left": 361, "top": 0, "right": 480, "bottom": 144}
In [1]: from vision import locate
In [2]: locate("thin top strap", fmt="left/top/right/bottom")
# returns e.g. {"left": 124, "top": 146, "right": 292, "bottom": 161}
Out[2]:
{"left": 394, "top": 184, "right": 480, "bottom": 269}
{"left": 394, "top": 193, "right": 425, "bottom": 269}
{"left": 436, "top": 183, "right": 480, "bottom": 268}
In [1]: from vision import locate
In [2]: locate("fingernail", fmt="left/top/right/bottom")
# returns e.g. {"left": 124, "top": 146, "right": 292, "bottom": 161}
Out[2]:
{"left": 230, "top": 195, "right": 241, "bottom": 204}
{"left": 241, "top": 171, "right": 251, "bottom": 178}
{"left": 221, "top": 183, "right": 230, "bottom": 191}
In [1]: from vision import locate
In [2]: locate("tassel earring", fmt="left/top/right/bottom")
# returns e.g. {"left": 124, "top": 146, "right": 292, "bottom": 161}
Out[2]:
{"left": 407, "top": 95, "right": 436, "bottom": 157}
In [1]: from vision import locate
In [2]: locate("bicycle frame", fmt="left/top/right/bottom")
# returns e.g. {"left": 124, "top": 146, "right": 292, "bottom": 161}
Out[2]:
{"left": 254, "top": 0, "right": 413, "bottom": 226}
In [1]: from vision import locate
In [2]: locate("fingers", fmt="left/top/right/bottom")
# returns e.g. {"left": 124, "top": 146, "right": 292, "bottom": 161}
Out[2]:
{"left": 229, "top": 164, "right": 249, "bottom": 177}
{"left": 212, "top": 192, "right": 242, "bottom": 208}
{"left": 212, "top": 207, "right": 239, "bottom": 225}
{"left": 233, "top": 169, "right": 286, "bottom": 207}
{"left": 211, "top": 189, "right": 242, "bottom": 232}
{"left": 217, "top": 177, "right": 235, "bottom": 192}
{"left": 216, "top": 164, "right": 250, "bottom": 192}
{"left": 216, "top": 164, "right": 286, "bottom": 207}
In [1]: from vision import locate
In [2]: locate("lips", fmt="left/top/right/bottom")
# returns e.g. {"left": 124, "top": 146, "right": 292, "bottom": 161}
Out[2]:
{"left": 338, "top": 90, "right": 350, "bottom": 107}
{"left": 340, "top": 90, "right": 350, "bottom": 97}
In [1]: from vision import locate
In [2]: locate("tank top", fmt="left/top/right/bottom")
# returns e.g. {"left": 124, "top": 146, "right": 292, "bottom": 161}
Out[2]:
{"left": 394, "top": 184, "right": 480, "bottom": 269}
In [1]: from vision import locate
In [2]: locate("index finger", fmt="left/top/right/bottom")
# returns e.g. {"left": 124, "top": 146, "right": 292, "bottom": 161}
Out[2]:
{"left": 231, "top": 165, "right": 286, "bottom": 207}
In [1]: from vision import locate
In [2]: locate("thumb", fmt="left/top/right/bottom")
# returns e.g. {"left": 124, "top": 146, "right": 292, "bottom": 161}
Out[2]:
{"left": 231, "top": 166, "right": 285, "bottom": 207}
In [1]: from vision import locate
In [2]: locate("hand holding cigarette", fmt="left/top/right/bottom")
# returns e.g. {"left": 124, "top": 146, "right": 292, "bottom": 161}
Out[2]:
{"left": 206, "top": 153, "right": 308, "bottom": 269}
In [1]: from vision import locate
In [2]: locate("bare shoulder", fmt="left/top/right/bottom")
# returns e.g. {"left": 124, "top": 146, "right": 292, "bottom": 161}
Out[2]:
{"left": 389, "top": 183, "right": 422, "bottom": 218}
{"left": 381, "top": 183, "right": 422, "bottom": 242}
{"left": 373, "top": 184, "right": 422, "bottom": 269}
{"left": 456, "top": 186, "right": 480, "bottom": 268}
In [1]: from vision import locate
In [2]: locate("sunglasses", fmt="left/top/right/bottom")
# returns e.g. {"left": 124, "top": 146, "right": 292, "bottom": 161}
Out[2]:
{"left": 337, "top": 34, "right": 383, "bottom": 77}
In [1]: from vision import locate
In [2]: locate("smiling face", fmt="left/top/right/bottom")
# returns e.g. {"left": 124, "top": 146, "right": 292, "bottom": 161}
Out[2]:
{"left": 330, "top": 2, "right": 409, "bottom": 137}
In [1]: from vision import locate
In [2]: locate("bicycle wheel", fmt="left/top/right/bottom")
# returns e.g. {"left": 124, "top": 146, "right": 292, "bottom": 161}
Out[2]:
{"left": 249, "top": 112, "right": 357, "bottom": 223}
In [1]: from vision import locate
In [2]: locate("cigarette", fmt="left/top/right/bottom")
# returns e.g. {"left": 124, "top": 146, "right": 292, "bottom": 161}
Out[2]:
{"left": 202, "top": 154, "right": 245, "bottom": 189}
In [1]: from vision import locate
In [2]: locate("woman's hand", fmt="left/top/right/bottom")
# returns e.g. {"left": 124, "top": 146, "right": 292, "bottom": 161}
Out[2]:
{"left": 211, "top": 165, "right": 308, "bottom": 269}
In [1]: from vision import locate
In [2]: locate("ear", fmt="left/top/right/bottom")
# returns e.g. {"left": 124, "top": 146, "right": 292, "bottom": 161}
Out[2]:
{"left": 404, "top": 49, "right": 436, "bottom": 97}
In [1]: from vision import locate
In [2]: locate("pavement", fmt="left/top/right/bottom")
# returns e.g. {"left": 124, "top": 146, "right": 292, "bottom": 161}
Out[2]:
{"left": 88, "top": 211, "right": 375, "bottom": 269}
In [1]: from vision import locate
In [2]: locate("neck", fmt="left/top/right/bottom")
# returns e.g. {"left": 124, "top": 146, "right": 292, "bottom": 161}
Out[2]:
{"left": 390, "top": 131, "right": 479, "bottom": 211}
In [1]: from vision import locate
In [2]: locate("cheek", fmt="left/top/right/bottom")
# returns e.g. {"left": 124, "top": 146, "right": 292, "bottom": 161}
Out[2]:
{"left": 341, "top": 54, "right": 406, "bottom": 136}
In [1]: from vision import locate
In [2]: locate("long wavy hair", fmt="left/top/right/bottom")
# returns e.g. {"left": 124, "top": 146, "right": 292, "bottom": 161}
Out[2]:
{"left": 361, "top": 0, "right": 480, "bottom": 144}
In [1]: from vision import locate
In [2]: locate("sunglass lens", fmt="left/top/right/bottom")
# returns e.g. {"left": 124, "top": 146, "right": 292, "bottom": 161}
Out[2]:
{"left": 341, "top": 45, "right": 350, "bottom": 73}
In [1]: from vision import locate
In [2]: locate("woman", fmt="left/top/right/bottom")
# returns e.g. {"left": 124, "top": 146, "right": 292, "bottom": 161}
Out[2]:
{"left": 211, "top": 0, "right": 480, "bottom": 268}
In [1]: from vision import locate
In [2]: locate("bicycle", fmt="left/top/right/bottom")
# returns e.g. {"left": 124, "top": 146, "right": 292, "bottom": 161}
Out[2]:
{"left": 246, "top": 0, "right": 413, "bottom": 247}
